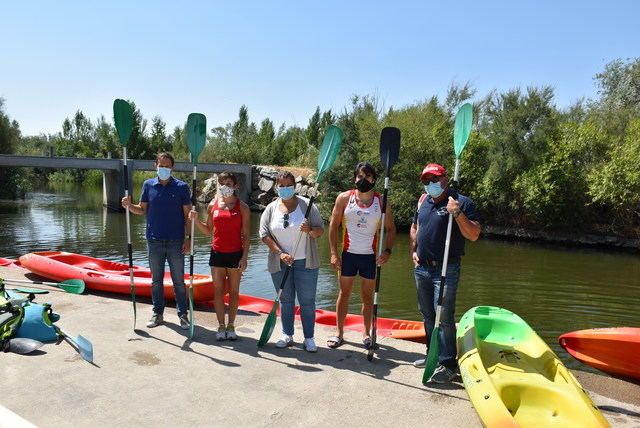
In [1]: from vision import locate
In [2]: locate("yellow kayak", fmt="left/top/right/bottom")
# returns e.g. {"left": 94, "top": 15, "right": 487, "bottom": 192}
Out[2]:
{"left": 457, "top": 306, "right": 610, "bottom": 428}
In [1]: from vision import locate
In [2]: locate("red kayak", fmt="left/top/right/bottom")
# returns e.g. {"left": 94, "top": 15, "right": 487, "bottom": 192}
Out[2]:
{"left": 559, "top": 327, "right": 640, "bottom": 380}
{"left": 19, "top": 251, "right": 215, "bottom": 301}
{"left": 18, "top": 251, "right": 427, "bottom": 342}
{"left": 230, "top": 295, "right": 426, "bottom": 343}
{"left": 0, "top": 257, "right": 22, "bottom": 269}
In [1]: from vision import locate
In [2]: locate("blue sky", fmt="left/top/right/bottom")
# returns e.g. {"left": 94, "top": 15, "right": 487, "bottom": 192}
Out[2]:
{"left": 2, "top": 1, "right": 639, "bottom": 136}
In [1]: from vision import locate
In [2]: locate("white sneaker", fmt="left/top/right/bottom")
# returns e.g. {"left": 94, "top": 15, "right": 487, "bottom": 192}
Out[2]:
{"left": 275, "top": 334, "right": 294, "bottom": 348}
{"left": 303, "top": 338, "right": 318, "bottom": 353}
{"left": 413, "top": 358, "right": 426, "bottom": 368}
{"left": 216, "top": 326, "right": 226, "bottom": 341}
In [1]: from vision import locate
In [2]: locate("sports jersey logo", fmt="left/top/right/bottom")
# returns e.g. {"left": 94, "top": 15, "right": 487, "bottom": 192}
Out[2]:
{"left": 437, "top": 207, "right": 448, "bottom": 216}
{"left": 213, "top": 210, "right": 220, "bottom": 217}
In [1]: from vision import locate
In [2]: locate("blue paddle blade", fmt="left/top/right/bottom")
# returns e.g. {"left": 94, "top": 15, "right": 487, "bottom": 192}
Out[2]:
{"left": 113, "top": 99, "right": 134, "bottom": 147}
{"left": 380, "top": 127, "right": 400, "bottom": 170}
{"left": 316, "top": 125, "right": 344, "bottom": 182}
{"left": 186, "top": 113, "right": 207, "bottom": 165}
{"left": 453, "top": 103, "right": 473, "bottom": 158}
{"left": 76, "top": 335, "right": 94, "bottom": 363}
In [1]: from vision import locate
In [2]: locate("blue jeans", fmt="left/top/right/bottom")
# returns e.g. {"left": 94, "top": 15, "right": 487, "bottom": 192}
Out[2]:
{"left": 270, "top": 259, "right": 319, "bottom": 339}
{"left": 148, "top": 240, "right": 188, "bottom": 316}
{"left": 414, "top": 263, "right": 461, "bottom": 369}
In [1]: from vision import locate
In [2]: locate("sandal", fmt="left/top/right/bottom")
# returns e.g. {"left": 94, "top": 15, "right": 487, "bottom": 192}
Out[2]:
{"left": 363, "top": 336, "right": 378, "bottom": 350}
{"left": 327, "top": 336, "right": 344, "bottom": 349}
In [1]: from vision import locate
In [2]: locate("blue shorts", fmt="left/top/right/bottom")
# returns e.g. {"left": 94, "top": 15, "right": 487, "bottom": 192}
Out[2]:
{"left": 341, "top": 251, "right": 376, "bottom": 280}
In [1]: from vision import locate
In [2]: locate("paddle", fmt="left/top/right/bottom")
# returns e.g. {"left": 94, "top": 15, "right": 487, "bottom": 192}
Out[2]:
{"left": 2, "top": 278, "right": 85, "bottom": 294}
{"left": 57, "top": 327, "right": 93, "bottom": 363}
{"left": 422, "top": 102, "right": 473, "bottom": 384}
{"left": 2, "top": 338, "right": 44, "bottom": 354}
{"left": 185, "top": 113, "right": 207, "bottom": 339}
{"left": 113, "top": 99, "right": 137, "bottom": 329}
{"left": 258, "top": 124, "right": 344, "bottom": 348}
{"left": 367, "top": 127, "right": 401, "bottom": 361}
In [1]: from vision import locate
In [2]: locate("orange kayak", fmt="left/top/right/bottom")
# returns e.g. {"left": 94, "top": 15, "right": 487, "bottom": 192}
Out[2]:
{"left": 559, "top": 327, "right": 640, "bottom": 380}
{"left": 19, "top": 251, "right": 214, "bottom": 301}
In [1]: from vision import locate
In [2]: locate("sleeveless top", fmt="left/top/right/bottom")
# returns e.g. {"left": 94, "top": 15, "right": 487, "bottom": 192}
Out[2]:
{"left": 342, "top": 190, "right": 382, "bottom": 255}
{"left": 210, "top": 198, "right": 242, "bottom": 252}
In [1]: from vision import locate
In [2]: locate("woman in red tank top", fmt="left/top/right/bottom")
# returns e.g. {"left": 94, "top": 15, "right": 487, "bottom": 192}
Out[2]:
{"left": 191, "top": 172, "right": 250, "bottom": 340}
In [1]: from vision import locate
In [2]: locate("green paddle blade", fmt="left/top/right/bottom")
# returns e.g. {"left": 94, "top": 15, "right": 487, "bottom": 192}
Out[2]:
{"left": 113, "top": 99, "right": 135, "bottom": 147}
{"left": 257, "top": 303, "right": 278, "bottom": 348}
{"left": 14, "top": 288, "right": 49, "bottom": 294}
{"left": 453, "top": 103, "right": 473, "bottom": 158}
{"left": 186, "top": 113, "right": 207, "bottom": 166}
{"left": 380, "top": 127, "right": 401, "bottom": 170}
{"left": 316, "top": 125, "right": 344, "bottom": 182}
{"left": 422, "top": 326, "right": 441, "bottom": 384}
{"left": 59, "top": 279, "right": 85, "bottom": 294}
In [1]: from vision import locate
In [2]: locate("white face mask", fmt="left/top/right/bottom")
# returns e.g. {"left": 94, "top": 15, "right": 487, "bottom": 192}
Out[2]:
{"left": 219, "top": 185, "right": 235, "bottom": 198}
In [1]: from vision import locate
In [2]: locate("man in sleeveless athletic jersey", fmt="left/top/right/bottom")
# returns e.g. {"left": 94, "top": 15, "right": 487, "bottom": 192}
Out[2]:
{"left": 410, "top": 163, "right": 481, "bottom": 383}
{"left": 327, "top": 162, "right": 396, "bottom": 349}
{"left": 190, "top": 172, "right": 250, "bottom": 341}
{"left": 122, "top": 152, "right": 192, "bottom": 330}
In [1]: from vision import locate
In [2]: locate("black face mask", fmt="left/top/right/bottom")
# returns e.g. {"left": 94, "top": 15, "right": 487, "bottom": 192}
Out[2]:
{"left": 355, "top": 178, "right": 375, "bottom": 193}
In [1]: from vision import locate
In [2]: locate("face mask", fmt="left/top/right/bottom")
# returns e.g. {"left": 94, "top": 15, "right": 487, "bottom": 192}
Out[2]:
{"left": 425, "top": 182, "right": 444, "bottom": 198}
{"left": 278, "top": 185, "right": 295, "bottom": 200}
{"left": 219, "top": 185, "right": 235, "bottom": 198}
{"left": 355, "top": 178, "right": 375, "bottom": 193}
{"left": 157, "top": 167, "right": 172, "bottom": 181}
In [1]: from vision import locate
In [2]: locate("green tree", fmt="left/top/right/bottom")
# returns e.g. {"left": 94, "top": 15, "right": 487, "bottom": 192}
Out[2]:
{"left": 0, "top": 99, "right": 27, "bottom": 197}
{"left": 150, "top": 116, "right": 170, "bottom": 154}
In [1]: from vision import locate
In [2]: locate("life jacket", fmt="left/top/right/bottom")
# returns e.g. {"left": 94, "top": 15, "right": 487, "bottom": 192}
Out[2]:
{"left": 1, "top": 284, "right": 60, "bottom": 344}
{"left": 0, "top": 283, "right": 25, "bottom": 349}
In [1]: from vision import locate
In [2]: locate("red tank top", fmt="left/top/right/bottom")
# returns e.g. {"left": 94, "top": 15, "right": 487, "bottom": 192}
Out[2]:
{"left": 210, "top": 198, "right": 243, "bottom": 252}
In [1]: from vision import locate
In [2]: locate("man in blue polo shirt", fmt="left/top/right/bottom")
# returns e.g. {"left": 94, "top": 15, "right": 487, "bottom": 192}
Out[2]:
{"left": 122, "top": 152, "right": 192, "bottom": 329}
{"left": 409, "top": 163, "right": 481, "bottom": 383}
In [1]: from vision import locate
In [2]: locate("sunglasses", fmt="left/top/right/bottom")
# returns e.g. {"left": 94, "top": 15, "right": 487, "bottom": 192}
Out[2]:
{"left": 283, "top": 212, "right": 289, "bottom": 229}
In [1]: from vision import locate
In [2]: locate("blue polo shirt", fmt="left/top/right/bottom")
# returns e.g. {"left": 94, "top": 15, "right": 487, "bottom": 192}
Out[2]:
{"left": 140, "top": 176, "right": 192, "bottom": 241}
{"left": 412, "top": 190, "right": 481, "bottom": 264}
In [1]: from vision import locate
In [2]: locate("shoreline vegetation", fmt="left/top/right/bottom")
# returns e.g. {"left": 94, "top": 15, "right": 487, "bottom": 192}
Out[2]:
{"left": 1, "top": 58, "right": 639, "bottom": 248}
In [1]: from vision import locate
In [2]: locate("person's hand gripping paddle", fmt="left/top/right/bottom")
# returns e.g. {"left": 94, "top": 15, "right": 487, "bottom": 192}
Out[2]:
{"left": 422, "top": 103, "right": 473, "bottom": 384}
{"left": 185, "top": 113, "right": 207, "bottom": 339}
{"left": 257, "top": 125, "right": 343, "bottom": 348}
{"left": 367, "top": 127, "right": 400, "bottom": 361}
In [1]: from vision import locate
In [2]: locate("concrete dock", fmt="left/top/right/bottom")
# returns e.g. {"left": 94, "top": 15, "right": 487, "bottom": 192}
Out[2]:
{"left": 1, "top": 265, "right": 639, "bottom": 427}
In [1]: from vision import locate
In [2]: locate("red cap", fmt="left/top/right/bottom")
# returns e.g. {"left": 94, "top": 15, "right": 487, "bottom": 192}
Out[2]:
{"left": 420, "top": 163, "right": 447, "bottom": 180}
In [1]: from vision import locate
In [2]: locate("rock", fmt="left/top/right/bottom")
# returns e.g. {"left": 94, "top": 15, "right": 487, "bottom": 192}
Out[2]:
{"left": 257, "top": 192, "right": 275, "bottom": 205}
{"left": 258, "top": 166, "right": 278, "bottom": 180}
{"left": 258, "top": 177, "right": 274, "bottom": 193}
{"left": 299, "top": 185, "right": 309, "bottom": 196}
{"left": 198, "top": 176, "right": 218, "bottom": 203}
{"left": 295, "top": 175, "right": 305, "bottom": 184}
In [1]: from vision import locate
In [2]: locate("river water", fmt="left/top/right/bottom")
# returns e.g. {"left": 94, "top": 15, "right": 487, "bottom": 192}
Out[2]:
{"left": 1, "top": 184, "right": 638, "bottom": 369}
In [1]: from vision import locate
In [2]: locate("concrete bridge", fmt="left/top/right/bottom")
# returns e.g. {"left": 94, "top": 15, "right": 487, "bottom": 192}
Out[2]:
{"left": 0, "top": 154, "right": 252, "bottom": 210}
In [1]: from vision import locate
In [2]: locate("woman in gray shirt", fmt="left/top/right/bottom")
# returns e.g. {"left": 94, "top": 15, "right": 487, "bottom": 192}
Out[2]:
{"left": 259, "top": 171, "right": 324, "bottom": 352}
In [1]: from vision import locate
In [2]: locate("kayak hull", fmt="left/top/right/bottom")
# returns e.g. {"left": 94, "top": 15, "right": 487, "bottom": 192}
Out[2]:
{"left": 457, "top": 306, "right": 609, "bottom": 428}
{"left": 0, "top": 257, "right": 22, "bottom": 269}
{"left": 19, "top": 251, "right": 214, "bottom": 302}
{"left": 559, "top": 327, "right": 640, "bottom": 380}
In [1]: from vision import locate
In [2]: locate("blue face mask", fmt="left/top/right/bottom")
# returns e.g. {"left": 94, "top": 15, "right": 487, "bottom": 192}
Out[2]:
{"left": 278, "top": 185, "right": 295, "bottom": 200}
{"left": 157, "top": 167, "right": 172, "bottom": 181}
{"left": 425, "top": 182, "right": 444, "bottom": 198}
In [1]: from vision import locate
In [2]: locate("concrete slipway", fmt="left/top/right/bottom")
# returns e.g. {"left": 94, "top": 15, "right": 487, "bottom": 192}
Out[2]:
{"left": 1, "top": 265, "right": 639, "bottom": 427}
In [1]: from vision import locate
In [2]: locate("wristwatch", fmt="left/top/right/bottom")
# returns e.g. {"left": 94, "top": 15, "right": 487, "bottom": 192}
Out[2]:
{"left": 384, "top": 248, "right": 392, "bottom": 255}
{"left": 452, "top": 209, "right": 462, "bottom": 218}
{"left": 184, "top": 235, "right": 191, "bottom": 240}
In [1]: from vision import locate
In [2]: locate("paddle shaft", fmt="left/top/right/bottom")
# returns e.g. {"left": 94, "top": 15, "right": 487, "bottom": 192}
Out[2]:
{"left": 433, "top": 159, "right": 461, "bottom": 328}
{"left": 369, "top": 157, "right": 392, "bottom": 357}
{"left": 4, "top": 278, "right": 72, "bottom": 288}
{"left": 188, "top": 164, "right": 197, "bottom": 338}
{"left": 123, "top": 147, "right": 137, "bottom": 328}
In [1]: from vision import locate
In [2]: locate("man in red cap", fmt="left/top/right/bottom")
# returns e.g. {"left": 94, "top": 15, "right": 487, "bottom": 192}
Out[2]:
{"left": 409, "top": 163, "right": 481, "bottom": 383}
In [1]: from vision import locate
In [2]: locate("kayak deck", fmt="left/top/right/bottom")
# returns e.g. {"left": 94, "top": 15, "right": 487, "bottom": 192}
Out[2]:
{"left": 458, "top": 306, "right": 609, "bottom": 427}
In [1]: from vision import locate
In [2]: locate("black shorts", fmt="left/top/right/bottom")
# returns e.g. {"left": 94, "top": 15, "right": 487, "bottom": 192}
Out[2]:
{"left": 340, "top": 251, "right": 376, "bottom": 280}
{"left": 209, "top": 250, "right": 243, "bottom": 268}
